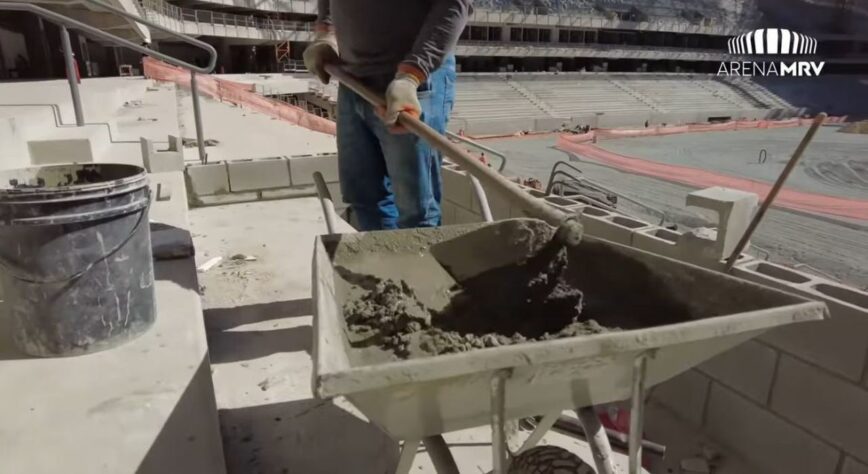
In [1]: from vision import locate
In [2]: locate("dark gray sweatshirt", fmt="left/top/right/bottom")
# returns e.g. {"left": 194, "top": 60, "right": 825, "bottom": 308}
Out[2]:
{"left": 316, "top": 0, "right": 471, "bottom": 80}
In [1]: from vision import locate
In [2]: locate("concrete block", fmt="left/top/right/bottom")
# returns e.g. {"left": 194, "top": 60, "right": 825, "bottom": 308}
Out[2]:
{"left": 633, "top": 226, "right": 682, "bottom": 259}
{"left": 454, "top": 205, "right": 482, "bottom": 225}
{"left": 734, "top": 264, "right": 868, "bottom": 382}
{"left": 543, "top": 195, "right": 581, "bottom": 212}
{"left": 193, "top": 192, "right": 260, "bottom": 207}
{"left": 167, "top": 135, "right": 183, "bottom": 152}
{"left": 185, "top": 162, "right": 229, "bottom": 197}
{"left": 441, "top": 167, "right": 473, "bottom": 209}
{"left": 156, "top": 182, "right": 172, "bottom": 202}
{"left": 288, "top": 154, "right": 338, "bottom": 186}
{"left": 843, "top": 457, "right": 868, "bottom": 474}
{"left": 686, "top": 187, "right": 758, "bottom": 260}
{"left": 440, "top": 201, "right": 458, "bottom": 225}
{"left": 228, "top": 157, "right": 291, "bottom": 192}
{"left": 146, "top": 153, "right": 185, "bottom": 174}
{"left": 771, "top": 355, "right": 868, "bottom": 462}
{"left": 579, "top": 211, "right": 644, "bottom": 246}
{"left": 650, "top": 369, "right": 710, "bottom": 427}
{"left": 706, "top": 383, "right": 840, "bottom": 474}
{"left": 698, "top": 340, "right": 778, "bottom": 404}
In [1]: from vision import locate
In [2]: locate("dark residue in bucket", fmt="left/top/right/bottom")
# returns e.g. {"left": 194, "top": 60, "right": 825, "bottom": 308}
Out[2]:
{"left": 8, "top": 166, "right": 106, "bottom": 189}
{"left": 343, "top": 241, "right": 614, "bottom": 359}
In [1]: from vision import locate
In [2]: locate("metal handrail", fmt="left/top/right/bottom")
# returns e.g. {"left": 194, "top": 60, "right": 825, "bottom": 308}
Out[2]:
{"left": 0, "top": 0, "right": 217, "bottom": 162}
{"left": 0, "top": 0, "right": 217, "bottom": 74}
{"left": 446, "top": 131, "right": 508, "bottom": 172}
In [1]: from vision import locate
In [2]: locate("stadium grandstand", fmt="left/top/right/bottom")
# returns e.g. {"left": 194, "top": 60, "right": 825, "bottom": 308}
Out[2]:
{"left": 1, "top": 0, "right": 866, "bottom": 130}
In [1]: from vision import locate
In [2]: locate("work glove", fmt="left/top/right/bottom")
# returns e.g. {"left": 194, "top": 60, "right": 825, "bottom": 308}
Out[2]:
{"left": 380, "top": 72, "right": 422, "bottom": 134}
{"left": 303, "top": 30, "right": 338, "bottom": 84}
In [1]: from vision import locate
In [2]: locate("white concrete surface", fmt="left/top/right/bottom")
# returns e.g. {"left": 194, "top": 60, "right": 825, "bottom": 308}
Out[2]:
{"left": 175, "top": 87, "right": 336, "bottom": 163}
{"left": 215, "top": 73, "right": 312, "bottom": 95}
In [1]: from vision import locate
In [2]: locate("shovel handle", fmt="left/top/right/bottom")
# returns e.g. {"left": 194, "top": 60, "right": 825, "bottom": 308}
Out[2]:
{"left": 323, "top": 64, "right": 568, "bottom": 228}
{"left": 724, "top": 112, "right": 826, "bottom": 270}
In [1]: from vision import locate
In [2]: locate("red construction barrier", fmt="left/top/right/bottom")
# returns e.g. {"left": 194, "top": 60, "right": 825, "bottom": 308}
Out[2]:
{"left": 555, "top": 137, "right": 868, "bottom": 221}
{"left": 143, "top": 57, "right": 336, "bottom": 136}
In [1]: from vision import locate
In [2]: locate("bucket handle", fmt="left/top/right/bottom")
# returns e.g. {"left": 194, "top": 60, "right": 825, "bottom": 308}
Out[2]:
{"left": 0, "top": 195, "right": 150, "bottom": 285}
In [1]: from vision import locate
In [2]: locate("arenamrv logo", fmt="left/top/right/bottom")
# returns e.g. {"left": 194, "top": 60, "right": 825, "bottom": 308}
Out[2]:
{"left": 718, "top": 28, "right": 825, "bottom": 77}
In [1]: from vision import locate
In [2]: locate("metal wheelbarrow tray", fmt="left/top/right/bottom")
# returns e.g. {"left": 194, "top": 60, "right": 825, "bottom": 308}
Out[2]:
{"left": 312, "top": 222, "right": 826, "bottom": 452}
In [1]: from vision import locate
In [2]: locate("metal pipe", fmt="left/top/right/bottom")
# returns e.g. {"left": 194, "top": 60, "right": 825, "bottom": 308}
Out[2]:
{"left": 394, "top": 439, "right": 420, "bottom": 474}
{"left": 576, "top": 407, "right": 617, "bottom": 474}
{"left": 629, "top": 354, "right": 649, "bottom": 474}
{"left": 446, "top": 130, "right": 508, "bottom": 172}
{"left": 190, "top": 71, "right": 207, "bottom": 164}
{"left": 553, "top": 414, "right": 666, "bottom": 456}
{"left": 421, "top": 436, "right": 459, "bottom": 474}
{"left": 490, "top": 370, "right": 509, "bottom": 474}
{"left": 724, "top": 113, "right": 826, "bottom": 270}
{"left": 313, "top": 171, "right": 338, "bottom": 234}
{"left": 60, "top": 26, "right": 84, "bottom": 126}
{"left": 468, "top": 175, "right": 493, "bottom": 223}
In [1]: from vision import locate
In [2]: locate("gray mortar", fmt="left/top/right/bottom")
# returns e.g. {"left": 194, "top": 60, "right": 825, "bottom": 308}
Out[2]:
{"left": 340, "top": 220, "right": 615, "bottom": 359}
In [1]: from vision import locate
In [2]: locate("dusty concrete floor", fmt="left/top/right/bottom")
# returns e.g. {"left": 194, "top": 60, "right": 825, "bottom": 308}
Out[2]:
{"left": 176, "top": 89, "right": 336, "bottom": 163}
{"left": 488, "top": 136, "right": 868, "bottom": 289}
{"left": 598, "top": 126, "right": 868, "bottom": 200}
{"left": 190, "top": 198, "right": 684, "bottom": 473}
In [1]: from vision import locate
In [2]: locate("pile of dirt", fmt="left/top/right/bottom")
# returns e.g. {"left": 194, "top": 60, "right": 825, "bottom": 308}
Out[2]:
{"left": 343, "top": 242, "right": 615, "bottom": 359}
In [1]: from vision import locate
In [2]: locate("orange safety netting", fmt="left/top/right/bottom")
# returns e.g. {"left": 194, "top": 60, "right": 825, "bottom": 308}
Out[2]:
{"left": 556, "top": 136, "right": 868, "bottom": 221}
{"left": 143, "top": 57, "right": 336, "bottom": 136}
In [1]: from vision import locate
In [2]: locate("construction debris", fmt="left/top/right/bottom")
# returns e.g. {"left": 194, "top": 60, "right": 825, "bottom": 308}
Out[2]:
{"left": 197, "top": 256, "right": 223, "bottom": 272}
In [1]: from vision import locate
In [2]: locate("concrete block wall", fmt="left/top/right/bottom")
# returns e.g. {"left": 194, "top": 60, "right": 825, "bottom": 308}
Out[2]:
{"left": 184, "top": 153, "right": 342, "bottom": 210}
{"left": 652, "top": 258, "right": 868, "bottom": 474}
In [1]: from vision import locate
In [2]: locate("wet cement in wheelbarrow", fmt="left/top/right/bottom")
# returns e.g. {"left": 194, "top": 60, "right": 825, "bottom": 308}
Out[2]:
{"left": 343, "top": 239, "right": 614, "bottom": 359}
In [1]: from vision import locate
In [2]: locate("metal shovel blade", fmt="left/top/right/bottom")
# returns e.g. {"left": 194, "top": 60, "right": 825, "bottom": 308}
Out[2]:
{"left": 430, "top": 218, "right": 557, "bottom": 283}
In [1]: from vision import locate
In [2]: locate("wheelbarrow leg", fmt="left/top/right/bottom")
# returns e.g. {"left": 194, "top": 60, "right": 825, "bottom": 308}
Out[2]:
{"left": 423, "top": 436, "right": 460, "bottom": 474}
{"left": 516, "top": 412, "right": 560, "bottom": 454}
{"left": 576, "top": 407, "right": 616, "bottom": 474}
{"left": 491, "top": 370, "right": 510, "bottom": 474}
{"left": 629, "top": 354, "right": 650, "bottom": 474}
{"left": 394, "top": 439, "right": 420, "bottom": 474}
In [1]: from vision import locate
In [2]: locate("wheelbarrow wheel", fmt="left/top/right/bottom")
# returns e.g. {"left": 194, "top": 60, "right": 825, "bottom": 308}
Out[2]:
{"left": 509, "top": 445, "right": 595, "bottom": 474}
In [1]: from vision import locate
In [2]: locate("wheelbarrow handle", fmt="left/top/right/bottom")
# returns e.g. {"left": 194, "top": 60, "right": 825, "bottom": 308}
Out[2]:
{"left": 323, "top": 63, "right": 569, "bottom": 228}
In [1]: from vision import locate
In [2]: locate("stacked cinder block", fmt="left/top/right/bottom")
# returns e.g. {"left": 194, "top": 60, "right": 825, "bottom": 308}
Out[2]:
{"left": 184, "top": 153, "right": 342, "bottom": 210}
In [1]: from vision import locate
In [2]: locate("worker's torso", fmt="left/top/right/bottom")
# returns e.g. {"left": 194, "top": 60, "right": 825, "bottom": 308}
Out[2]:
{"left": 331, "top": 0, "right": 434, "bottom": 80}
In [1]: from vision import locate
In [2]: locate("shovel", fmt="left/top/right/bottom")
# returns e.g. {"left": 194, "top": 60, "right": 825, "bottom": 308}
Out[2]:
{"left": 324, "top": 64, "right": 583, "bottom": 283}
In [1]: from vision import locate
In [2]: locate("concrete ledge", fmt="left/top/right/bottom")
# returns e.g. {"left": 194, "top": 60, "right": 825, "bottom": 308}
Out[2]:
{"left": 0, "top": 171, "right": 225, "bottom": 474}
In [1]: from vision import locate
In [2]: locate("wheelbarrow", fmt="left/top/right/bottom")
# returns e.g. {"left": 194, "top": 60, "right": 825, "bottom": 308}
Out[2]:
{"left": 309, "top": 213, "right": 827, "bottom": 473}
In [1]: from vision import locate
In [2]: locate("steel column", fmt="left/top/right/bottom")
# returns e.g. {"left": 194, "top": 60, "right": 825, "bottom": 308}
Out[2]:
{"left": 190, "top": 71, "right": 207, "bottom": 164}
{"left": 629, "top": 354, "right": 649, "bottom": 474}
{"left": 60, "top": 26, "right": 84, "bottom": 126}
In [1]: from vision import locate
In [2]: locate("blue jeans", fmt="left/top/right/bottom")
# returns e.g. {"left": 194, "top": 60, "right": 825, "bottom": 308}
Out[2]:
{"left": 337, "top": 56, "right": 456, "bottom": 230}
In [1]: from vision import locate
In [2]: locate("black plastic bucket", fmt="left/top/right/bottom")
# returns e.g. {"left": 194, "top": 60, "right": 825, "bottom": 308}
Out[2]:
{"left": 0, "top": 164, "right": 155, "bottom": 357}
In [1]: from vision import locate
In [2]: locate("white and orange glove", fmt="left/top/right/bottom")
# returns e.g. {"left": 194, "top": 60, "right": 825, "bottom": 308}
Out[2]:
{"left": 302, "top": 27, "right": 338, "bottom": 84}
{"left": 380, "top": 64, "right": 426, "bottom": 133}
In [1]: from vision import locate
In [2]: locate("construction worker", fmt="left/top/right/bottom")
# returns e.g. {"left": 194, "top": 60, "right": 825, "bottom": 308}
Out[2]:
{"left": 303, "top": 1, "right": 471, "bottom": 230}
